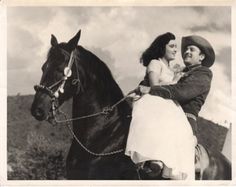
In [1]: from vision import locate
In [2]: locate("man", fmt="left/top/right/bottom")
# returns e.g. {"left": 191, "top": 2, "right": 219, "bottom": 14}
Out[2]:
{"left": 137, "top": 35, "right": 215, "bottom": 179}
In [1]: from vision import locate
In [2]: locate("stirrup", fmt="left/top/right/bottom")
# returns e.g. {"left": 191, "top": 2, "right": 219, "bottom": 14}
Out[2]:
{"left": 136, "top": 160, "right": 163, "bottom": 174}
{"left": 136, "top": 161, "right": 152, "bottom": 173}
{"left": 148, "top": 160, "right": 164, "bottom": 169}
{"left": 145, "top": 160, "right": 163, "bottom": 174}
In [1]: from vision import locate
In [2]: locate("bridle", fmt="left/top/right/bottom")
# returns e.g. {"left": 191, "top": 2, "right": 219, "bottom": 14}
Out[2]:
{"left": 34, "top": 48, "right": 82, "bottom": 124}
{"left": 34, "top": 48, "right": 81, "bottom": 100}
{"left": 34, "top": 47, "right": 135, "bottom": 156}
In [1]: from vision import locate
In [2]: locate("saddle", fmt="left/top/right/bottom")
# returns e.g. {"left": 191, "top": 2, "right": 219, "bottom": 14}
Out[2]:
{"left": 195, "top": 144, "right": 209, "bottom": 180}
{"left": 137, "top": 144, "right": 210, "bottom": 180}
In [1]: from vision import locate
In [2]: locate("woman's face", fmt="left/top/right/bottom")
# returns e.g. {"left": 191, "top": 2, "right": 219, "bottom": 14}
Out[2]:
{"left": 164, "top": 39, "right": 177, "bottom": 61}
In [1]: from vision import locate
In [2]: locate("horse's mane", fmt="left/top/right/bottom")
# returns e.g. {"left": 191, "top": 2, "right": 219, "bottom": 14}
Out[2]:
{"left": 75, "top": 45, "right": 132, "bottom": 117}
{"left": 76, "top": 45, "right": 125, "bottom": 101}
{"left": 47, "top": 44, "right": 123, "bottom": 98}
{"left": 47, "top": 43, "right": 130, "bottom": 115}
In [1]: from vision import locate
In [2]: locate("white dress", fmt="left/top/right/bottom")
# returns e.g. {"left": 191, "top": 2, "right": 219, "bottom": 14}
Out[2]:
{"left": 125, "top": 59, "right": 195, "bottom": 180}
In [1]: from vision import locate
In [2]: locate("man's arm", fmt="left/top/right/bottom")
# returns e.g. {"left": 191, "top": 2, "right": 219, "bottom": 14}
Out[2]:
{"left": 149, "top": 68, "right": 212, "bottom": 103}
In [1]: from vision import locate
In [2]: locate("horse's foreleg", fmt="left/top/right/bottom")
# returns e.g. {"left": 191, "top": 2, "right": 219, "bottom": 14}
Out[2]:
{"left": 66, "top": 141, "right": 88, "bottom": 180}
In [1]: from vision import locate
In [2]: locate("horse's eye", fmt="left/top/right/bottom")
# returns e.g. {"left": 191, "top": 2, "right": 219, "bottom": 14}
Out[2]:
{"left": 56, "top": 63, "right": 66, "bottom": 72}
{"left": 55, "top": 52, "right": 66, "bottom": 61}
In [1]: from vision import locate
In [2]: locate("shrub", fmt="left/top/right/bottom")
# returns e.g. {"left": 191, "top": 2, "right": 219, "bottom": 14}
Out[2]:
{"left": 8, "top": 131, "right": 67, "bottom": 180}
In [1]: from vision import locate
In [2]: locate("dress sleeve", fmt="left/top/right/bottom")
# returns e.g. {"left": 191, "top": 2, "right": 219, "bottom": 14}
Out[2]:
{"left": 147, "top": 60, "right": 162, "bottom": 75}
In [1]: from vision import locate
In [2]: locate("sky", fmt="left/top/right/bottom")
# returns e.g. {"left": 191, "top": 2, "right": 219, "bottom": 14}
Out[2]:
{"left": 7, "top": 6, "right": 233, "bottom": 126}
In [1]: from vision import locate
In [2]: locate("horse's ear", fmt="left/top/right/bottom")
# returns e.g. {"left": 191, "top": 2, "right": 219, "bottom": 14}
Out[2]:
{"left": 67, "top": 30, "right": 81, "bottom": 50}
{"left": 51, "top": 34, "right": 58, "bottom": 47}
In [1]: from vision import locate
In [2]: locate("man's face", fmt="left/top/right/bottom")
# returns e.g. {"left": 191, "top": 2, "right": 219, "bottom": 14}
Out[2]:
{"left": 183, "top": 45, "right": 205, "bottom": 66}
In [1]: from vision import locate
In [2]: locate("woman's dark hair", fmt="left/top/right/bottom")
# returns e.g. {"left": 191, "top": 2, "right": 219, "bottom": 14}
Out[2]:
{"left": 140, "top": 32, "right": 176, "bottom": 66}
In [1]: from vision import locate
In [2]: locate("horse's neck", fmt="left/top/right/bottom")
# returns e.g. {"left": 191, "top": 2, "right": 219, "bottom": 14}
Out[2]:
{"left": 71, "top": 88, "right": 130, "bottom": 148}
{"left": 73, "top": 89, "right": 111, "bottom": 112}
{"left": 73, "top": 86, "right": 128, "bottom": 114}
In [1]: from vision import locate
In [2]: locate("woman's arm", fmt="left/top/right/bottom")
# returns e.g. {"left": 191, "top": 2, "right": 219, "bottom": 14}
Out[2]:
{"left": 148, "top": 71, "right": 161, "bottom": 87}
{"left": 135, "top": 60, "right": 162, "bottom": 95}
{"left": 147, "top": 60, "right": 162, "bottom": 87}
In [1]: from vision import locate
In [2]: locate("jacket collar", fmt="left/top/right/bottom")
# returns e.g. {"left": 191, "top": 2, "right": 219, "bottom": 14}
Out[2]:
{"left": 183, "top": 64, "right": 202, "bottom": 72}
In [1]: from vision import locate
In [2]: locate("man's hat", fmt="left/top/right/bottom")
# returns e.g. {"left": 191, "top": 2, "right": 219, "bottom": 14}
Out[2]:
{"left": 181, "top": 35, "right": 215, "bottom": 67}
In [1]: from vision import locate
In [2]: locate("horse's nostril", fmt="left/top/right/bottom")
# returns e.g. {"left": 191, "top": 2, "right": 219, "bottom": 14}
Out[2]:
{"left": 35, "top": 108, "right": 42, "bottom": 116}
{"left": 33, "top": 108, "right": 45, "bottom": 120}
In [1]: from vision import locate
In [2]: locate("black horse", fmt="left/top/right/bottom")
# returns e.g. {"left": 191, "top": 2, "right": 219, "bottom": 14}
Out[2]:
{"left": 31, "top": 30, "right": 139, "bottom": 179}
{"left": 31, "top": 30, "right": 231, "bottom": 180}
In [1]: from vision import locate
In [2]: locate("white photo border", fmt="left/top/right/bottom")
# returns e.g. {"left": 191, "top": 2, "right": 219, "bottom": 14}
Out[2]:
{"left": 1, "top": 0, "right": 235, "bottom": 186}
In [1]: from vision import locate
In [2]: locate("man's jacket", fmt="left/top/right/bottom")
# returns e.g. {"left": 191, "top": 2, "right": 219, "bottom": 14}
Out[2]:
{"left": 147, "top": 64, "right": 213, "bottom": 118}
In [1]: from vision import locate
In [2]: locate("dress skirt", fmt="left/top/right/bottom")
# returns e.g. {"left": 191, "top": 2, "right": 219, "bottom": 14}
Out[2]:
{"left": 125, "top": 94, "right": 195, "bottom": 179}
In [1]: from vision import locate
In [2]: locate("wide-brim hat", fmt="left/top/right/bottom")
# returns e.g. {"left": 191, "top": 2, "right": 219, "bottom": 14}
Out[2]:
{"left": 181, "top": 35, "right": 215, "bottom": 67}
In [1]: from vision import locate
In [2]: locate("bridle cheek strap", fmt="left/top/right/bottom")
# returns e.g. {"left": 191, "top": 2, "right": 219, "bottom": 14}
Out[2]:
{"left": 53, "top": 50, "right": 76, "bottom": 98}
{"left": 73, "top": 58, "right": 83, "bottom": 94}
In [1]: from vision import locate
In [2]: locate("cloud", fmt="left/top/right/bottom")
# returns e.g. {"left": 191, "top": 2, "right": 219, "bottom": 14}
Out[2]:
{"left": 199, "top": 62, "right": 232, "bottom": 125}
{"left": 216, "top": 47, "right": 231, "bottom": 81}
{"left": 117, "top": 75, "right": 142, "bottom": 94}
{"left": 59, "top": 7, "right": 113, "bottom": 27}
{"left": 189, "top": 22, "right": 231, "bottom": 33}
{"left": 6, "top": 6, "right": 232, "bottom": 125}
{"left": 7, "top": 26, "right": 43, "bottom": 70}
{"left": 8, "top": 68, "right": 41, "bottom": 95}
{"left": 7, "top": 7, "right": 56, "bottom": 27}
{"left": 189, "top": 7, "right": 231, "bottom": 33}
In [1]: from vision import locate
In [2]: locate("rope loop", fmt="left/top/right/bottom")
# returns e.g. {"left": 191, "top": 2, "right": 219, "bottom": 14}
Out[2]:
{"left": 102, "top": 107, "right": 113, "bottom": 115}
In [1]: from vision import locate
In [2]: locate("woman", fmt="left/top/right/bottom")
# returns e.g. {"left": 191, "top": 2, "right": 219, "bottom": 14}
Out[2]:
{"left": 125, "top": 32, "right": 195, "bottom": 180}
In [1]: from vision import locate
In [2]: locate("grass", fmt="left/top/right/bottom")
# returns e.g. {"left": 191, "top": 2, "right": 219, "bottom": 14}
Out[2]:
{"left": 7, "top": 95, "right": 229, "bottom": 179}
{"left": 8, "top": 131, "right": 67, "bottom": 179}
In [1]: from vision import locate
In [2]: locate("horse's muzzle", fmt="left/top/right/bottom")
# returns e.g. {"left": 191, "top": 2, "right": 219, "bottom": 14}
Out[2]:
{"left": 31, "top": 106, "right": 46, "bottom": 121}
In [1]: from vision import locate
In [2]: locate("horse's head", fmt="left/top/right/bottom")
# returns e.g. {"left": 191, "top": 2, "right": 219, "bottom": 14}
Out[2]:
{"left": 31, "top": 30, "right": 82, "bottom": 121}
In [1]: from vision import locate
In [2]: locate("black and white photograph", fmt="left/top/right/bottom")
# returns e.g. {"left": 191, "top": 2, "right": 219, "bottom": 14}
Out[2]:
{"left": 1, "top": 0, "right": 235, "bottom": 186}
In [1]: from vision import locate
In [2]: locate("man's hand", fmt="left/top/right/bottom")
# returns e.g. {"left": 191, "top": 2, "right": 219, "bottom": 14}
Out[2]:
{"left": 140, "top": 85, "right": 151, "bottom": 94}
{"left": 135, "top": 85, "right": 151, "bottom": 95}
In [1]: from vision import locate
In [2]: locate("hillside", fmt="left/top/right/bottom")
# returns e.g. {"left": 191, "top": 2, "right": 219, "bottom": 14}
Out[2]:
{"left": 7, "top": 94, "right": 72, "bottom": 150}
{"left": 7, "top": 94, "right": 229, "bottom": 179}
{"left": 7, "top": 94, "right": 228, "bottom": 151}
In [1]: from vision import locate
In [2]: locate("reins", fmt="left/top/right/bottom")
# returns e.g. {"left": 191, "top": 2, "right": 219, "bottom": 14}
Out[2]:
{"left": 52, "top": 92, "right": 133, "bottom": 124}
{"left": 52, "top": 95, "right": 132, "bottom": 156}
{"left": 50, "top": 90, "right": 135, "bottom": 157}
{"left": 35, "top": 47, "right": 138, "bottom": 156}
